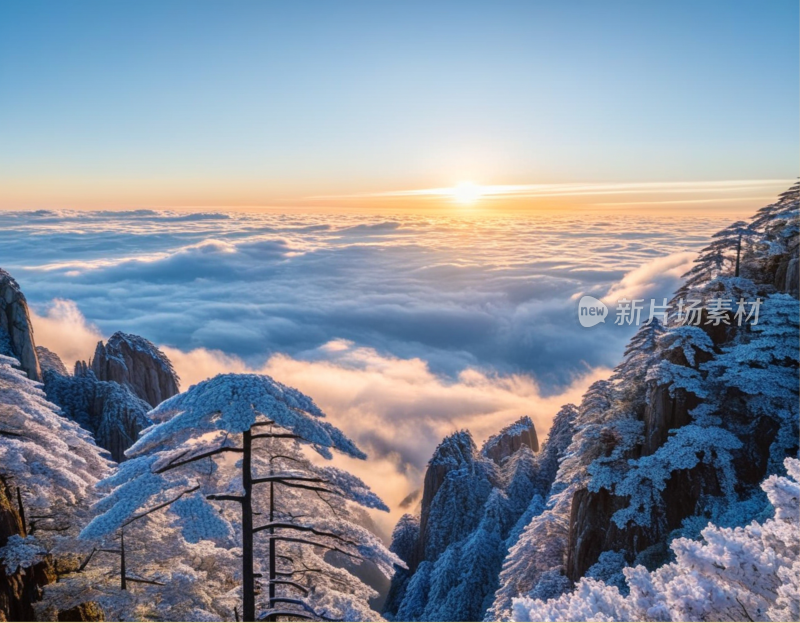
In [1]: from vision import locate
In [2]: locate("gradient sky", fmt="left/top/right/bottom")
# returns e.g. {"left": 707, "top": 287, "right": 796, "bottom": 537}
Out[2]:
{"left": 0, "top": 1, "right": 797, "bottom": 209}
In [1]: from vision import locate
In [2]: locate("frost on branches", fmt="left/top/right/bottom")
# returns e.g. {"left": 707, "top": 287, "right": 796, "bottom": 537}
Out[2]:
{"left": 512, "top": 457, "right": 800, "bottom": 622}
{"left": 76, "top": 373, "right": 402, "bottom": 622}
{"left": 0, "top": 353, "right": 109, "bottom": 536}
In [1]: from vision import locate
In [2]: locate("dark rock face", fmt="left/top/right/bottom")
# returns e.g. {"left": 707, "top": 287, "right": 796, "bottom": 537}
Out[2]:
{"left": 642, "top": 385, "right": 694, "bottom": 456}
{"left": 482, "top": 415, "right": 540, "bottom": 464}
{"left": 0, "top": 477, "right": 57, "bottom": 622}
{"left": 57, "top": 601, "right": 105, "bottom": 622}
{"left": 0, "top": 269, "right": 41, "bottom": 382}
{"left": 87, "top": 332, "right": 179, "bottom": 407}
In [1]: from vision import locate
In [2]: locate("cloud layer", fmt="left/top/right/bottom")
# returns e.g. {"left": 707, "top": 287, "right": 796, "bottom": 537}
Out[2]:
{"left": 0, "top": 209, "right": 728, "bottom": 387}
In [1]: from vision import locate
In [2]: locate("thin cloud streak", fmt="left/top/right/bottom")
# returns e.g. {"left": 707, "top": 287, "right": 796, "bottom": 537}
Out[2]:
{"left": 308, "top": 179, "right": 794, "bottom": 201}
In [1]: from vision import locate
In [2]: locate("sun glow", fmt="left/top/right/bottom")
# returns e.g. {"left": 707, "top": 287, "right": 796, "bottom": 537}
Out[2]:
{"left": 452, "top": 181, "right": 483, "bottom": 205}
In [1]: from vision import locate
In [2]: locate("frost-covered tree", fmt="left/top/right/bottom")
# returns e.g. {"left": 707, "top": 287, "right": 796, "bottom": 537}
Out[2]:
{"left": 486, "top": 405, "right": 578, "bottom": 621}
{"left": 40, "top": 512, "right": 241, "bottom": 622}
{"left": 79, "top": 373, "right": 401, "bottom": 622}
{"left": 678, "top": 220, "right": 756, "bottom": 293}
{"left": 512, "top": 457, "right": 800, "bottom": 622}
{"left": 0, "top": 354, "right": 110, "bottom": 587}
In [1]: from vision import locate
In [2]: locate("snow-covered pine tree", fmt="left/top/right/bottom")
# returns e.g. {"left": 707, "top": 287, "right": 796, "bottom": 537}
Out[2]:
{"left": 486, "top": 404, "right": 578, "bottom": 621}
{"left": 0, "top": 353, "right": 110, "bottom": 608}
{"left": 678, "top": 220, "right": 755, "bottom": 293}
{"left": 511, "top": 457, "right": 800, "bottom": 622}
{"left": 79, "top": 373, "right": 402, "bottom": 622}
{"left": 41, "top": 510, "right": 240, "bottom": 621}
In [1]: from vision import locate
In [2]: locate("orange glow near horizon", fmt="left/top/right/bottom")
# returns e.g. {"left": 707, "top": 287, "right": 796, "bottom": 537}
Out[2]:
{"left": 0, "top": 178, "right": 793, "bottom": 216}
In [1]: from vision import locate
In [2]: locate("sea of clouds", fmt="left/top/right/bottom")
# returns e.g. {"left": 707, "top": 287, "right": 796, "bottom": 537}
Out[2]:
{"left": 0, "top": 208, "right": 731, "bottom": 529}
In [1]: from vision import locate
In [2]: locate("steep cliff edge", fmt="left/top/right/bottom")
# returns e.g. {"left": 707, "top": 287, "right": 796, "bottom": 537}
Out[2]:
{"left": 0, "top": 269, "right": 41, "bottom": 382}
{"left": 0, "top": 477, "right": 58, "bottom": 622}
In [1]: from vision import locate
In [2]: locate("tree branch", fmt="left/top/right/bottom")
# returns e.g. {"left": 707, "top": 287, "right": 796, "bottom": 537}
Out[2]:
{"left": 122, "top": 485, "right": 200, "bottom": 527}
{"left": 251, "top": 433, "right": 299, "bottom": 441}
{"left": 264, "top": 536, "right": 362, "bottom": 561}
{"left": 207, "top": 494, "right": 244, "bottom": 503}
{"left": 262, "top": 598, "right": 340, "bottom": 622}
{"left": 253, "top": 522, "right": 359, "bottom": 547}
{"left": 78, "top": 548, "right": 98, "bottom": 572}
{"left": 267, "top": 579, "right": 309, "bottom": 595}
{"left": 125, "top": 576, "right": 166, "bottom": 587}
{"left": 252, "top": 475, "right": 326, "bottom": 485}
{"left": 156, "top": 447, "right": 243, "bottom": 473}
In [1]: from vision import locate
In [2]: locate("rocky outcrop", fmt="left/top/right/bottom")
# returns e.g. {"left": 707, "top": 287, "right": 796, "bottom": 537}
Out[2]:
{"left": 784, "top": 257, "right": 799, "bottom": 296}
{"left": 0, "top": 269, "right": 40, "bottom": 382}
{"left": 482, "top": 415, "right": 539, "bottom": 464}
{"left": 386, "top": 419, "right": 556, "bottom": 620}
{"left": 414, "top": 431, "right": 495, "bottom": 567}
{"left": 36, "top": 346, "right": 68, "bottom": 377}
{"left": 86, "top": 332, "right": 179, "bottom": 407}
{"left": 57, "top": 601, "right": 105, "bottom": 621}
{"left": 40, "top": 332, "right": 174, "bottom": 462}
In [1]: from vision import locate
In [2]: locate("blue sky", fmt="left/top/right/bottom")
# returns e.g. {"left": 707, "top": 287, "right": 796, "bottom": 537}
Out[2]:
{"left": 0, "top": 1, "right": 797, "bottom": 208}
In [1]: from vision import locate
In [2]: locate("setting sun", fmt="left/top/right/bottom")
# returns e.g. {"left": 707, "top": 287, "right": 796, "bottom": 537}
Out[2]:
{"left": 452, "top": 181, "right": 483, "bottom": 205}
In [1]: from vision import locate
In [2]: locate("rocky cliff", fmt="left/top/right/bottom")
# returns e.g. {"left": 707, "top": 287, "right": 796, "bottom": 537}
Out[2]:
{"left": 41, "top": 332, "right": 179, "bottom": 462}
{"left": 36, "top": 346, "right": 68, "bottom": 377}
{"left": 482, "top": 416, "right": 539, "bottom": 464}
{"left": 86, "top": 332, "right": 179, "bottom": 407}
{"left": 0, "top": 269, "right": 40, "bottom": 382}
{"left": 562, "top": 184, "right": 800, "bottom": 583}
{"left": 385, "top": 418, "right": 551, "bottom": 621}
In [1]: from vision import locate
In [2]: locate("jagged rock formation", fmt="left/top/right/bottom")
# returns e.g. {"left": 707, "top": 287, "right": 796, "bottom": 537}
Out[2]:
{"left": 85, "top": 332, "right": 179, "bottom": 407}
{"left": 482, "top": 416, "right": 539, "bottom": 464}
{"left": 385, "top": 418, "right": 554, "bottom": 621}
{"left": 41, "top": 333, "right": 179, "bottom": 462}
{"left": 0, "top": 269, "right": 41, "bottom": 382}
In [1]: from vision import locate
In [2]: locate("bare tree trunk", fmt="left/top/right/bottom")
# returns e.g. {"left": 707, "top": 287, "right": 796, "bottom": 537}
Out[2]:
{"left": 735, "top": 233, "right": 742, "bottom": 277}
{"left": 120, "top": 531, "right": 127, "bottom": 591}
{"left": 242, "top": 429, "right": 255, "bottom": 622}
{"left": 16, "top": 487, "right": 26, "bottom": 537}
{"left": 268, "top": 479, "right": 277, "bottom": 622}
